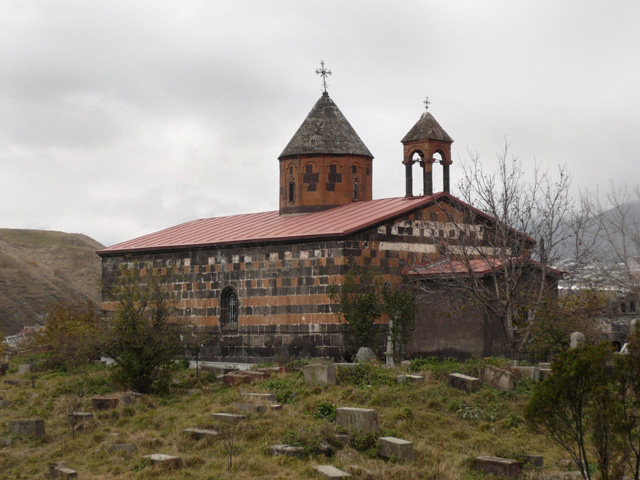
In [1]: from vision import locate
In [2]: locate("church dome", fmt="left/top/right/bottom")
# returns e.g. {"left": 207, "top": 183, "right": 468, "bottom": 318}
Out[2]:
{"left": 402, "top": 111, "right": 453, "bottom": 144}
{"left": 279, "top": 92, "right": 373, "bottom": 159}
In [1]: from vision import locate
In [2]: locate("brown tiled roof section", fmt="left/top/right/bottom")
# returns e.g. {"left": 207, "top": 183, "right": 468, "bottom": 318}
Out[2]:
{"left": 278, "top": 93, "right": 373, "bottom": 159}
{"left": 402, "top": 112, "right": 454, "bottom": 144}
{"left": 98, "top": 194, "right": 449, "bottom": 254}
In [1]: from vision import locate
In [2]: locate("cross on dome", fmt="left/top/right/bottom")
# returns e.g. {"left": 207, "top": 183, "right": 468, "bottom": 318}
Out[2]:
{"left": 424, "top": 96, "right": 431, "bottom": 111}
{"left": 316, "top": 60, "right": 332, "bottom": 94}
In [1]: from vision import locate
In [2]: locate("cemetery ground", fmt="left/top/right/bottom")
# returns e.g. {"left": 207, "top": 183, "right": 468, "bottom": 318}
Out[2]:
{"left": 0, "top": 356, "right": 570, "bottom": 479}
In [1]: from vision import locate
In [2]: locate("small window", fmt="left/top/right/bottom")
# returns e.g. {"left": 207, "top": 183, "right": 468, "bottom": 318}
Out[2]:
{"left": 220, "top": 286, "right": 239, "bottom": 332}
{"left": 631, "top": 301, "right": 636, "bottom": 312}
{"left": 288, "top": 182, "right": 295, "bottom": 203}
{"left": 352, "top": 165, "right": 357, "bottom": 174}
{"left": 621, "top": 302, "right": 627, "bottom": 313}
{"left": 353, "top": 178, "right": 359, "bottom": 200}
{"left": 289, "top": 166, "right": 293, "bottom": 175}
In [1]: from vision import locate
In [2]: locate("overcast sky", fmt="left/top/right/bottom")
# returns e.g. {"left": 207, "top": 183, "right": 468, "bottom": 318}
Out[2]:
{"left": 1, "top": 1, "right": 638, "bottom": 247}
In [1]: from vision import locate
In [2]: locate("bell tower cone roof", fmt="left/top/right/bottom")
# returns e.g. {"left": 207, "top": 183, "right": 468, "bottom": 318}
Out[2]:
{"left": 402, "top": 111, "right": 453, "bottom": 144}
{"left": 279, "top": 93, "right": 373, "bottom": 159}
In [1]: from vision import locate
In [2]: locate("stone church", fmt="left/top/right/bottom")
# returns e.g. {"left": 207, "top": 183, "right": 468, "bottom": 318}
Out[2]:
{"left": 98, "top": 84, "right": 525, "bottom": 362}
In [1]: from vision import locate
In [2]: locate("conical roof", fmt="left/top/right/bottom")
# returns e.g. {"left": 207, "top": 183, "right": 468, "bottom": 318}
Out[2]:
{"left": 402, "top": 111, "right": 453, "bottom": 144}
{"left": 279, "top": 93, "right": 373, "bottom": 159}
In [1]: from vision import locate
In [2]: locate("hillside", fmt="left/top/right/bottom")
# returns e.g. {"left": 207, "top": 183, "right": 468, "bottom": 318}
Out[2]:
{"left": 0, "top": 229, "right": 103, "bottom": 335}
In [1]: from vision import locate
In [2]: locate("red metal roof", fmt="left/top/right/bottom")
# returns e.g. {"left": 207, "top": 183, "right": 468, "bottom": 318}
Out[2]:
{"left": 404, "top": 257, "right": 563, "bottom": 278}
{"left": 98, "top": 193, "right": 450, "bottom": 255}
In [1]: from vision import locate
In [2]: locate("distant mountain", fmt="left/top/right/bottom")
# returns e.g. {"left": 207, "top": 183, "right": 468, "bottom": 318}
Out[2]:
{"left": 0, "top": 229, "right": 103, "bottom": 336}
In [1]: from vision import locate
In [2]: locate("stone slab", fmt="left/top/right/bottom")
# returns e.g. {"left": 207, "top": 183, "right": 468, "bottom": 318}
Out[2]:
{"left": 182, "top": 428, "right": 218, "bottom": 439}
{"left": 526, "top": 455, "right": 544, "bottom": 468}
{"left": 473, "top": 456, "right": 522, "bottom": 478}
{"left": 143, "top": 453, "right": 183, "bottom": 468}
{"left": 108, "top": 443, "right": 137, "bottom": 454}
{"left": 303, "top": 364, "right": 337, "bottom": 386}
{"left": 270, "top": 404, "right": 283, "bottom": 411}
{"left": 377, "top": 436, "right": 414, "bottom": 462}
{"left": 538, "top": 362, "right": 551, "bottom": 369}
{"left": 18, "top": 364, "right": 35, "bottom": 375}
{"left": 8, "top": 419, "right": 45, "bottom": 437}
{"left": 356, "top": 347, "right": 377, "bottom": 362}
{"left": 92, "top": 396, "right": 119, "bottom": 410}
{"left": 242, "top": 392, "right": 278, "bottom": 403}
{"left": 2, "top": 379, "right": 23, "bottom": 386}
{"left": 396, "top": 375, "right": 407, "bottom": 383}
{"left": 540, "top": 368, "right": 553, "bottom": 381}
{"left": 49, "top": 462, "right": 77, "bottom": 479}
{"left": 513, "top": 366, "right": 541, "bottom": 382}
{"left": 316, "top": 465, "right": 352, "bottom": 479}
{"left": 232, "top": 402, "right": 267, "bottom": 414}
{"left": 482, "top": 365, "right": 515, "bottom": 391}
{"left": 336, "top": 407, "right": 379, "bottom": 432}
{"left": 406, "top": 374, "right": 425, "bottom": 383}
{"left": 219, "top": 373, "right": 252, "bottom": 386}
{"left": 209, "top": 413, "right": 246, "bottom": 425}
{"left": 270, "top": 444, "right": 304, "bottom": 457}
{"left": 448, "top": 373, "right": 481, "bottom": 393}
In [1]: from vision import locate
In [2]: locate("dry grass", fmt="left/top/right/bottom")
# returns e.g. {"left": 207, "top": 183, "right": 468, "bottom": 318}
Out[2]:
{"left": 0, "top": 359, "right": 570, "bottom": 479}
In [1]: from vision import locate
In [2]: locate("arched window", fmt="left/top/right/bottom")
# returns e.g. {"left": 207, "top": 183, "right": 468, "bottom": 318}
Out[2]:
{"left": 631, "top": 301, "right": 637, "bottom": 313}
{"left": 621, "top": 302, "right": 627, "bottom": 313}
{"left": 288, "top": 182, "right": 295, "bottom": 203}
{"left": 220, "top": 286, "right": 239, "bottom": 332}
{"left": 353, "top": 178, "right": 359, "bottom": 200}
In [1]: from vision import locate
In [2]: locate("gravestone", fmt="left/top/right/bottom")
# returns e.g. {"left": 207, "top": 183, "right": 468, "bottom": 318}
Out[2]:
{"left": 539, "top": 368, "right": 553, "bottom": 381}
{"left": 316, "top": 465, "right": 352, "bottom": 479}
{"left": 356, "top": 347, "right": 377, "bottom": 363}
{"left": 232, "top": 402, "right": 266, "bottom": 414}
{"left": 406, "top": 374, "right": 425, "bottom": 383}
{"left": 49, "top": 462, "right": 77, "bottom": 479}
{"left": 8, "top": 419, "right": 45, "bottom": 437}
{"left": 336, "top": 407, "right": 379, "bottom": 432}
{"left": 570, "top": 332, "right": 585, "bottom": 349}
{"left": 219, "top": 373, "right": 252, "bottom": 386}
{"left": 473, "top": 456, "right": 522, "bottom": 478}
{"left": 182, "top": 428, "right": 218, "bottom": 439}
{"left": 513, "top": 366, "right": 541, "bottom": 382}
{"left": 448, "top": 373, "right": 481, "bottom": 393}
{"left": 210, "top": 413, "right": 246, "bottom": 425}
{"left": 108, "top": 443, "right": 137, "bottom": 454}
{"left": 377, "top": 436, "right": 414, "bottom": 462}
{"left": 18, "top": 364, "right": 35, "bottom": 375}
{"left": 303, "top": 364, "right": 337, "bottom": 386}
{"left": 270, "top": 444, "right": 304, "bottom": 457}
{"left": 396, "top": 375, "right": 407, "bottom": 383}
{"left": 242, "top": 392, "right": 277, "bottom": 403}
{"left": 120, "top": 391, "right": 142, "bottom": 406}
{"left": 482, "top": 365, "right": 515, "bottom": 391}
{"left": 92, "top": 396, "right": 119, "bottom": 410}
{"left": 143, "top": 453, "right": 182, "bottom": 468}
{"left": 526, "top": 455, "right": 544, "bottom": 468}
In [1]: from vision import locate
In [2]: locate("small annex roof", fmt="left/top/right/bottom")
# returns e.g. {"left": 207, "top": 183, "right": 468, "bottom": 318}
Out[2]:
{"left": 402, "top": 111, "right": 454, "bottom": 144}
{"left": 404, "top": 257, "right": 563, "bottom": 278}
{"left": 279, "top": 93, "right": 373, "bottom": 159}
{"left": 98, "top": 193, "right": 451, "bottom": 255}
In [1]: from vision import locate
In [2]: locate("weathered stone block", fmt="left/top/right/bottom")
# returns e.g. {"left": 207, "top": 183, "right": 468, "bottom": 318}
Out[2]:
{"left": 108, "top": 443, "right": 137, "bottom": 454}
{"left": 513, "top": 366, "right": 541, "bottom": 382}
{"left": 538, "top": 362, "right": 551, "bottom": 369}
{"left": 120, "top": 391, "right": 142, "bottom": 406}
{"left": 0, "top": 399, "right": 10, "bottom": 408}
{"left": 303, "top": 364, "right": 337, "bottom": 386}
{"left": 482, "top": 365, "right": 515, "bottom": 391}
{"left": 396, "top": 375, "right": 407, "bottom": 383}
{"left": 377, "top": 436, "right": 414, "bottom": 462}
{"left": 316, "top": 465, "right": 351, "bottom": 479}
{"left": 18, "top": 364, "right": 35, "bottom": 375}
{"left": 92, "top": 396, "right": 119, "bottom": 410}
{"left": 8, "top": 419, "right": 45, "bottom": 437}
{"left": 270, "top": 404, "right": 283, "bottom": 411}
{"left": 143, "top": 453, "right": 183, "bottom": 468}
{"left": 406, "top": 374, "right": 424, "bottom": 383}
{"left": 49, "top": 462, "right": 77, "bottom": 479}
{"left": 220, "top": 373, "right": 252, "bottom": 386}
{"left": 526, "top": 454, "right": 544, "bottom": 468}
{"left": 473, "top": 456, "right": 522, "bottom": 478}
{"left": 356, "top": 347, "right": 377, "bottom": 363}
{"left": 448, "top": 373, "right": 481, "bottom": 393}
{"left": 336, "top": 407, "right": 379, "bottom": 432}
{"left": 242, "top": 392, "right": 277, "bottom": 403}
{"left": 209, "top": 412, "right": 246, "bottom": 424}
{"left": 270, "top": 444, "right": 304, "bottom": 457}
{"left": 540, "top": 368, "right": 553, "bottom": 381}
{"left": 182, "top": 428, "right": 218, "bottom": 439}
{"left": 570, "top": 331, "right": 585, "bottom": 349}
{"left": 3, "top": 379, "right": 23, "bottom": 386}
{"left": 232, "top": 402, "right": 267, "bottom": 414}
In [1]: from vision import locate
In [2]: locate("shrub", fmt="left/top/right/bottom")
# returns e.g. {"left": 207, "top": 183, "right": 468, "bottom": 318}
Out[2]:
{"left": 314, "top": 400, "right": 337, "bottom": 421}
{"left": 336, "top": 363, "right": 396, "bottom": 388}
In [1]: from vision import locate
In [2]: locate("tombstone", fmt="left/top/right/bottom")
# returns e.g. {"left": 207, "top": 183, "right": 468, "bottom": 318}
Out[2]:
{"left": 18, "top": 364, "right": 35, "bottom": 375}
{"left": 92, "top": 396, "right": 119, "bottom": 410}
{"left": 241, "top": 392, "right": 277, "bottom": 403}
{"left": 448, "top": 373, "right": 481, "bottom": 393}
{"left": 336, "top": 407, "right": 379, "bottom": 432}
{"left": 219, "top": 373, "right": 252, "bottom": 386}
{"left": 526, "top": 455, "right": 544, "bottom": 468}
{"left": 396, "top": 375, "right": 407, "bottom": 383}
{"left": 270, "top": 444, "right": 304, "bottom": 457}
{"left": 473, "top": 456, "right": 522, "bottom": 478}
{"left": 143, "top": 454, "right": 183, "bottom": 468}
{"left": 570, "top": 332, "right": 585, "bottom": 349}
{"left": 303, "top": 364, "right": 337, "bottom": 386}
{"left": 182, "top": 428, "right": 218, "bottom": 439}
{"left": 8, "top": 419, "right": 45, "bottom": 437}
{"left": 539, "top": 368, "right": 553, "bottom": 381}
{"left": 317, "top": 441, "right": 333, "bottom": 457}
{"left": 120, "top": 391, "right": 142, "bottom": 406}
{"left": 231, "top": 402, "right": 266, "bottom": 414}
{"left": 316, "top": 465, "right": 352, "bottom": 479}
{"left": 356, "top": 347, "right": 377, "bottom": 363}
{"left": 377, "top": 436, "right": 414, "bottom": 462}
{"left": 481, "top": 366, "right": 515, "bottom": 391}
{"left": 512, "top": 366, "right": 541, "bottom": 382}
{"left": 406, "top": 374, "right": 424, "bottom": 383}
{"left": 209, "top": 413, "right": 246, "bottom": 425}
{"left": 49, "top": 462, "right": 77, "bottom": 479}
{"left": 108, "top": 443, "right": 137, "bottom": 454}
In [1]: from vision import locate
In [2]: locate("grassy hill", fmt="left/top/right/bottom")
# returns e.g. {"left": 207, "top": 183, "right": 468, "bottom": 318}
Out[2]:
{"left": 0, "top": 357, "right": 573, "bottom": 479}
{"left": 0, "top": 229, "right": 103, "bottom": 335}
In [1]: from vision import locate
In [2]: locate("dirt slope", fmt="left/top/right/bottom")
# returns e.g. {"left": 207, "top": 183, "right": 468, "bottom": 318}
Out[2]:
{"left": 0, "top": 229, "right": 103, "bottom": 335}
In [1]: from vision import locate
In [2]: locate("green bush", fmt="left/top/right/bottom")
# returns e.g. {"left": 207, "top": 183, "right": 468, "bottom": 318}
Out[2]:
{"left": 261, "top": 373, "right": 306, "bottom": 403}
{"left": 314, "top": 400, "right": 336, "bottom": 421}
{"left": 336, "top": 363, "right": 396, "bottom": 388}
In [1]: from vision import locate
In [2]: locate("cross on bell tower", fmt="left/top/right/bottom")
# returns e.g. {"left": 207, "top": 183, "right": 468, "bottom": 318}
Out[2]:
{"left": 316, "top": 60, "right": 332, "bottom": 94}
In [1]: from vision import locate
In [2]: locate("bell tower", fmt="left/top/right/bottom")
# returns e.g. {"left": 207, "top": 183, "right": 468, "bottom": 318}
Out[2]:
{"left": 401, "top": 98, "right": 453, "bottom": 196}
{"left": 278, "top": 63, "right": 373, "bottom": 215}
